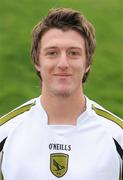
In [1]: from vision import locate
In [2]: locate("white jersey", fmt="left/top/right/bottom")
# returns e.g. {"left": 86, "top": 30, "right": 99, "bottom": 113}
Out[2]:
{"left": 0, "top": 96, "right": 123, "bottom": 180}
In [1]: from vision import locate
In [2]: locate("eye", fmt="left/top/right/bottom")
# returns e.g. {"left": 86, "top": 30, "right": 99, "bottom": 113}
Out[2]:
{"left": 47, "top": 51, "right": 57, "bottom": 55}
{"left": 67, "top": 50, "right": 81, "bottom": 58}
{"left": 45, "top": 50, "right": 59, "bottom": 58}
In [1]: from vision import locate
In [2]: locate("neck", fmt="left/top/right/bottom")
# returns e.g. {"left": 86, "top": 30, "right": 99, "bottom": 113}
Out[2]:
{"left": 40, "top": 89, "right": 86, "bottom": 125}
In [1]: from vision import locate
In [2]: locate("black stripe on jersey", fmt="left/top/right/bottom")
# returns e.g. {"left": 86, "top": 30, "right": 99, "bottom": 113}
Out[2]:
{"left": 0, "top": 101, "right": 35, "bottom": 126}
{"left": 113, "top": 139, "right": 123, "bottom": 180}
{"left": 0, "top": 138, "right": 7, "bottom": 152}
{"left": 92, "top": 105, "right": 123, "bottom": 128}
{"left": 113, "top": 138, "right": 123, "bottom": 160}
{"left": 0, "top": 139, "right": 6, "bottom": 180}
{"left": 0, "top": 152, "right": 4, "bottom": 180}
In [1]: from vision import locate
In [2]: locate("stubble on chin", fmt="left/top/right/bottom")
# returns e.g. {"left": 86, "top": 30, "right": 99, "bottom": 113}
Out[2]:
{"left": 51, "top": 88, "right": 74, "bottom": 98}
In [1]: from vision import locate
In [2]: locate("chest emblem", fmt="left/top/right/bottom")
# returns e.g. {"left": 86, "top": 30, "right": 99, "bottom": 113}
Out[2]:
{"left": 50, "top": 153, "right": 69, "bottom": 178}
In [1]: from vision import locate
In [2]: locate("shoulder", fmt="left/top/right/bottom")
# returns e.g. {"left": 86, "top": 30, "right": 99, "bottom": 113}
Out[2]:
{"left": 88, "top": 98, "right": 123, "bottom": 151}
{"left": 0, "top": 97, "right": 37, "bottom": 144}
{"left": 91, "top": 100, "right": 123, "bottom": 129}
{"left": 0, "top": 98, "right": 37, "bottom": 126}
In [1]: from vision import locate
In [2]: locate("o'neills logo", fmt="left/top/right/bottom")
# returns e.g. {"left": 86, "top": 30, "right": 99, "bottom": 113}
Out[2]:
{"left": 49, "top": 143, "right": 71, "bottom": 151}
{"left": 50, "top": 153, "right": 69, "bottom": 178}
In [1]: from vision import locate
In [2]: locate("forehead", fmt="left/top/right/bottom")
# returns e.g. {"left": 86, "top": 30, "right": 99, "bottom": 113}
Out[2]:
{"left": 40, "top": 28, "right": 85, "bottom": 50}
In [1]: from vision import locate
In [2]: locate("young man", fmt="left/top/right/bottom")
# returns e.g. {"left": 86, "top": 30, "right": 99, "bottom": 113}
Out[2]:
{"left": 0, "top": 8, "right": 123, "bottom": 180}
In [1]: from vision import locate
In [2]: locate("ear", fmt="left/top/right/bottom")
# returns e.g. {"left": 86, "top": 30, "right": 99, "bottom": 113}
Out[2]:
{"left": 34, "top": 63, "right": 41, "bottom": 71}
{"left": 85, "top": 65, "right": 90, "bottom": 73}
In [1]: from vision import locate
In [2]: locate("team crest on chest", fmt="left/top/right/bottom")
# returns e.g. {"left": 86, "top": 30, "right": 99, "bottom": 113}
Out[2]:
{"left": 50, "top": 153, "right": 69, "bottom": 178}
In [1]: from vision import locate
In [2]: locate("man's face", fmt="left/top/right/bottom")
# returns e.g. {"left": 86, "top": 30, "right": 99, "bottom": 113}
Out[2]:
{"left": 35, "top": 28, "right": 89, "bottom": 97}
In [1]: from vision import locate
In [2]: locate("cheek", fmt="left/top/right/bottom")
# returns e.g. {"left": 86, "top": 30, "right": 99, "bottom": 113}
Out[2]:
{"left": 75, "top": 63, "right": 86, "bottom": 76}
{"left": 40, "top": 63, "right": 54, "bottom": 80}
{"left": 74, "top": 66, "right": 87, "bottom": 83}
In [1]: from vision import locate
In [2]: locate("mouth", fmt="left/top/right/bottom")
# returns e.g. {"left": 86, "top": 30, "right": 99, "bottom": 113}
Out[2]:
{"left": 53, "top": 74, "right": 72, "bottom": 81}
{"left": 53, "top": 74, "right": 72, "bottom": 77}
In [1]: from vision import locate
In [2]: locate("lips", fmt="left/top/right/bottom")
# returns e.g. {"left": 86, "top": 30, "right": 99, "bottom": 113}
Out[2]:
{"left": 53, "top": 74, "right": 72, "bottom": 76}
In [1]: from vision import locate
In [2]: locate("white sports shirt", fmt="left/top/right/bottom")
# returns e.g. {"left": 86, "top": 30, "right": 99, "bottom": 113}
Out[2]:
{"left": 0, "top": 96, "right": 123, "bottom": 180}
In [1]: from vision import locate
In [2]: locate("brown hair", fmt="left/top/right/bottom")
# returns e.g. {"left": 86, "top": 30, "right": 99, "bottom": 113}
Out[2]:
{"left": 31, "top": 8, "right": 96, "bottom": 82}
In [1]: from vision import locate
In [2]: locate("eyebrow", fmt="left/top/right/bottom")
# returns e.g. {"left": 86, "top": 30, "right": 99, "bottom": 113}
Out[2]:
{"left": 43, "top": 46, "right": 58, "bottom": 51}
{"left": 43, "top": 46, "right": 83, "bottom": 51}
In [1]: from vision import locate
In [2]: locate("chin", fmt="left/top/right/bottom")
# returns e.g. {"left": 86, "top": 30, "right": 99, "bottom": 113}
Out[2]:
{"left": 52, "top": 88, "right": 73, "bottom": 98}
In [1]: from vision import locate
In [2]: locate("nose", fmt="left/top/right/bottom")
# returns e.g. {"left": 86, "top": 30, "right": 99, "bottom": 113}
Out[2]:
{"left": 57, "top": 52, "right": 69, "bottom": 70}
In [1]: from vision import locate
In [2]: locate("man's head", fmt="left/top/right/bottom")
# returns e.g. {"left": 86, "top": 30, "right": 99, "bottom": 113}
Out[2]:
{"left": 31, "top": 8, "right": 96, "bottom": 83}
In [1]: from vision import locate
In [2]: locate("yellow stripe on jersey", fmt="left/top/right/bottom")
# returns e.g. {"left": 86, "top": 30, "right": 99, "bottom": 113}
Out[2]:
{"left": 92, "top": 105, "right": 123, "bottom": 128}
{"left": 0, "top": 151, "right": 4, "bottom": 180}
{"left": 0, "top": 102, "right": 35, "bottom": 126}
{"left": 120, "top": 166, "right": 123, "bottom": 180}
{"left": 0, "top": 173, "right": 3, "bottom": 180}
{"left": 120, "top": 170, "right": 122, "bottom": 180}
